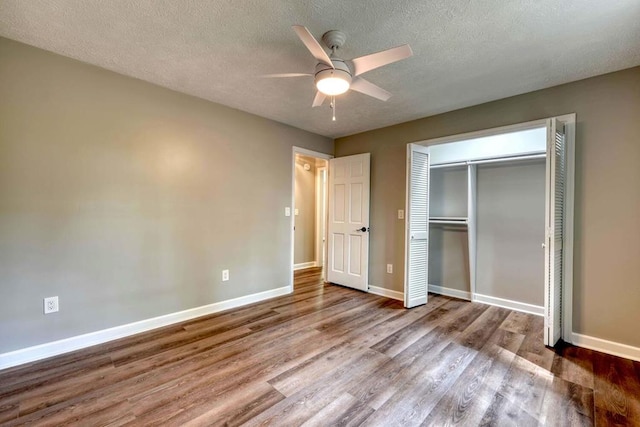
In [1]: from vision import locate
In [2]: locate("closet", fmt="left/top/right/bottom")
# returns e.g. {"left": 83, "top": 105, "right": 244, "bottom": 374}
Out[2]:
{"left": 405, "top": 117, "right": 574, "bottom": 347}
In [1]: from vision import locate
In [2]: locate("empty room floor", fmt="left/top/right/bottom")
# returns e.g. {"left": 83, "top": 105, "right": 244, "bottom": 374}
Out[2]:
{"left": 1, "top": 267, "right": 639, "bottom": 426}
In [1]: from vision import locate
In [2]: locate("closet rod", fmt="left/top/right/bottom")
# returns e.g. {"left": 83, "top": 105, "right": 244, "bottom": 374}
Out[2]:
{"left": 431, "top": 153, "right": 546, "bottom": 169}
{"left": 430, "top": 162, "right": 467, "bottom": 169}
{"left": 467, "top": 153, "right": 546, "bottom": 166}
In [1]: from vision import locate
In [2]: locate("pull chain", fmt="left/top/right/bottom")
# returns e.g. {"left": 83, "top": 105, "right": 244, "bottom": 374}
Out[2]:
{"left": 331, "top": 95, "right": 336, "bottom": 121}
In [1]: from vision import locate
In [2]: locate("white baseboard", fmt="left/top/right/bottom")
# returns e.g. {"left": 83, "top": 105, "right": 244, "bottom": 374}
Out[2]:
{"left": 429, "top": 284, "right": 471, "bottom": 301}
{"left": 571, "top": 332, "right": 640, "bottom": 362}
{"left": 294, "top": 261, "right": 317, "bottom": 271}
{"left": 473, "top": 293, "right": 544, "bottom": 316}
{"left": 368, "top": 285, "right": 404, "bottom": 301}
{"left": 0, "top": 286, "right": 292, "bottom": 371}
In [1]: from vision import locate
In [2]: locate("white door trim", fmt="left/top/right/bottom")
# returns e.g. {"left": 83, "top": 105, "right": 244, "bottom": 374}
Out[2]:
{"left": 291, "top": 147, "right": 333, "bottom": 290}
{"left": 315, "top": 166, "right": 328, "bottom": 272}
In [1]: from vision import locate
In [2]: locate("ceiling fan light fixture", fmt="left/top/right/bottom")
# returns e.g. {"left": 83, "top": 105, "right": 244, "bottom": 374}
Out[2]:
{"left": 316, "top": 75, "right": 350, "bottom": 95}
{"left": 315, "top": 66, "right": 352, "bottom": 96}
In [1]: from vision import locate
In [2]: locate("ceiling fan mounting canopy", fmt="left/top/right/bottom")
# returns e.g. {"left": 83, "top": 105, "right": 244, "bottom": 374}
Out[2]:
{"left": 321, "top": 30, "right": 347, "bottom": 51}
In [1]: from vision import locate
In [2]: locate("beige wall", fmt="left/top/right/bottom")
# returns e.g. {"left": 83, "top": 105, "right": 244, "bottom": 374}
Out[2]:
{"left": 294, "top": 154, "right": 316, "bottom": 264}
{"left": 335, "top": 66, "right": 640, "bottom": 347}
{"left": 0, "top": 38, "right": 333, "bottom": 353}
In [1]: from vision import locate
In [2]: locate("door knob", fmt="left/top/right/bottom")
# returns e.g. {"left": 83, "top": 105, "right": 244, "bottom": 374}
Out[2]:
{"left": 356, "top": 227, "right": 369, "bottom": 232}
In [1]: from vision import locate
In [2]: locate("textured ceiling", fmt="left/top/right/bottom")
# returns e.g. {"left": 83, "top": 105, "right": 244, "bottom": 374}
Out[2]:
{"left": 1, "top": 1, "right": 639, "bottom": 138}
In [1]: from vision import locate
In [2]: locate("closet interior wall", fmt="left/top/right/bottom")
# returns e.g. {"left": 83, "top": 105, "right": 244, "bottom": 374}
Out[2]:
{"left": 475, "top": 159, "right": 546, "bottom": 307}
{"left": 428, "top": 167, "right": 470, "bottom": 296}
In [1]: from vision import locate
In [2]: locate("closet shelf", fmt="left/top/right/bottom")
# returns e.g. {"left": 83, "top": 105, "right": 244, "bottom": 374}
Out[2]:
{"left": 429, "top": 217, "right": 468, "bottom": 225}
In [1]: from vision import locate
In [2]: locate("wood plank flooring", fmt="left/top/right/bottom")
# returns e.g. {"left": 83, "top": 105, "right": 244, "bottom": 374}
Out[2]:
{"left": 1, "top": 267, "right": 639, "bottom": 426}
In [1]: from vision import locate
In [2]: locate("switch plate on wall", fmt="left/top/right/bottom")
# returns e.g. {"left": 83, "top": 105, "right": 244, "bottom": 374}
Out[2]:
{"left": 222, "top": 269, "right": 229, "bottom": 281}
{"left": 386, "top": 264, "right": 393, "bottom": 274}
{"left": 398, "top": 210, "right": 404, "bottom": 219}
{"left": 44, "top": 296, "right": 59, "bottom": 314}
{"left": 285, "top": 207, "right": 291, "bottom": 216}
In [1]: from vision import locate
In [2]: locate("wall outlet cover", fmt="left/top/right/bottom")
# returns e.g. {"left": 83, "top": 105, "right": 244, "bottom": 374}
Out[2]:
{"left": 222, "top": 269, "right": 230, "bottom": 281}
{"left": 398, "top": 210, "right": 405, "bottom": 219}
{"left": 386, "top": 264, "right": 393, "bottom": 274}
{"left": 44, "top": 296, "right": 59, "bottom": 314}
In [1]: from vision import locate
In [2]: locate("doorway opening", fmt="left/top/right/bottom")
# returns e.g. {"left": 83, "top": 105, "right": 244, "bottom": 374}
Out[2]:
{"left": 291, "top": 147, "right": 331, "bottom": 288}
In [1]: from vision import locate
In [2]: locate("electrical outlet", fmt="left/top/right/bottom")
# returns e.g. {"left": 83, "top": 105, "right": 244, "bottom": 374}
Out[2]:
{"left": 44, "top": 296, "right": 59, "bottom": 314}
{"left": 285, "top": 207, "right": 291, "bottom": 217}
{"left": 222, "top": 269, "right": 229, "bottom": 281}
{"left": 386, "top": 264, "right": 393, "bottom": 274}
{"left": 398, "top": 210, "right": 404, "bottom": 219}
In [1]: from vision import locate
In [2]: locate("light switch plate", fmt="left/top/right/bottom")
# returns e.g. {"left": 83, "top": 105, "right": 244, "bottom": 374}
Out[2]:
{"left": 285, "top": 207, "right": 291, "bottom": 216}
{"left": 294, "top": 209, "right": 299, "bottom": 216}
{"left": 386, "top": 264, "right": 393, "bottom": 274}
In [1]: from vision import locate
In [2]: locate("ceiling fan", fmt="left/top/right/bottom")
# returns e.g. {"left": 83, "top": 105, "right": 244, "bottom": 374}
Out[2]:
{"left": 265, "top": 26, "right": 413, "bottom": 120}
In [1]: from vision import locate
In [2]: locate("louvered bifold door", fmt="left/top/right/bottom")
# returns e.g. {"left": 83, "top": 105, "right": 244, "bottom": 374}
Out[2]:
{"left": 404, "top": 144, "right": 430, "bottom": 308}
{"left": 544, "top": 118, "right": 566, "bottom": 346}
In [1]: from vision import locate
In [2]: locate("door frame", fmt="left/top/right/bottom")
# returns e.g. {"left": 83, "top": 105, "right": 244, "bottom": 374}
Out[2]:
{"left": 315, "top": 165, "right": 328, "bottom": 276}
{"left": 405, "top": 114, "right": 576, "bottom": 343}
{"left": 290, "top": 147, "right": 333, "bottom": 291}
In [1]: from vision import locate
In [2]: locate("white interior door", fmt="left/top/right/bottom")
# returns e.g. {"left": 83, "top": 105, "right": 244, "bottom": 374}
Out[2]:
{"left": 544, "top": 118, "right": 566, "bottom": 346}
{"left": 405, "top": 144, "right": 431, "bottom": 308}
{"left": 327, "top": 153, "right": 370, "bottom": 291}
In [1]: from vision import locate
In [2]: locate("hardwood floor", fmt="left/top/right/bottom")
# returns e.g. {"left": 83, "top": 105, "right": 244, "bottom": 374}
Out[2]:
{"left": 1, "top": 267, "right": 639, "bottom": 426}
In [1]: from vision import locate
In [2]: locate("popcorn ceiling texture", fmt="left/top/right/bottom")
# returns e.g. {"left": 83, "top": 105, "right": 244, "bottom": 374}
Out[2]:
{"left": 1, "top": 0, "right": 639, "bottom": 138}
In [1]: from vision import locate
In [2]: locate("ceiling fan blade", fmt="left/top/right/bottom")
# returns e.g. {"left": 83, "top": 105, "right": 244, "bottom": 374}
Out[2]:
{"left": 312, "top": 91, "right": 327, "bottom": 107}
{"left": 292, "top": 25, "right": 334, "bottom": 68}
{"left": 350, "top": 77, "right": 392, "bottom": 101}
{"left": 351, "top": 44, "right": 413, "bottom": 76}
{"left": 262, "top": 73, "right": 313, "bottom": 78}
